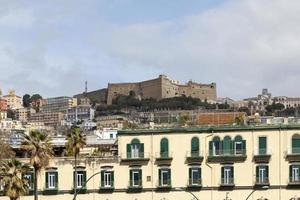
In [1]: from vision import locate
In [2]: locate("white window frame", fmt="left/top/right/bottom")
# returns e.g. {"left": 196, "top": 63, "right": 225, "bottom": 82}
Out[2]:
{"left": 48, "top": 172, "right": 56, "bottom": 189}
{"left": 160, "top": 169, "right": 169, "bottom": 186}
{"left": 258, "top": 166, "right": 266, "bottom": 183}
{"left": 76, "top": 172, "right": 84, "bottom": 188}
{"left": 191, "top": 168, "right": 200, "bottom": 185}
{"left": 132, "top": 170, "right": 140, "bottom": 187}
{"left": 292, "top": 166, "right": 300, "bottom": 182}
{"left": 104, "top": 172, "right": 112, "bottom": 187}
{"left": 234, "top": 141, "right": 243, "bottom": 155}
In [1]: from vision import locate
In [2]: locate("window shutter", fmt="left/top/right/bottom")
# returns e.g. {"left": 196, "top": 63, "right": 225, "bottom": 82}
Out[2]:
{"left": 139, "top": 169, "right": 142, "bottom": 186}
{"left": 129, "top": 170, "right": 133, "bottom": 186}
{"left": 54, "top": 171, "right": 58, "bottom": 188}
{"left": 259, "top": 137, "right": 267, "bottom": 149}
{"left": 209, "top": 141, "right": 213, "bottom": 155}
{"left": 140, "top": 144, "right": 144, "bottom": 158}
{"left": 230, "top": 167, "right": 234, "bottom": 179}
{"left": 242, "top": 140, "right": 246, "bottom": 154}
{"left": 256, "top": 166, "right": 259, "bottom": 178}
{"left": 189, "top": 168, "right": 192, "bottom": 181}
{"left": 191, "top": 137, "right": 199, "bottom": 153}
{"left": 83, "top": 171, "right": 87, "bottom": 188}
{"left": 168, "top": 169, "right": 171, "bottom": 184}
{"left": 158, "top": 169, "right": 162, "bottom": 183}
{"left": 127, "top": 144, "right": 131, "bottom": 158}
{"left": 111, "top": 172, "right": 114, "bottom": 187}
{"left": 266, "top": 166, "right": 269, "bottom": 178}
{"left": 221, "top": 167, "right": 224, "bottom": 180}
{"left": 45, "top": 172, "right": 49, "bottom": 189}
{"left": 289, "top": 165, "right": 292, "bottom": 180}
{"left": 101, "top": 171, "right": 104, "bottom": 187}
{"left": 199, "top": 168, "right": 202, "bottom": 179}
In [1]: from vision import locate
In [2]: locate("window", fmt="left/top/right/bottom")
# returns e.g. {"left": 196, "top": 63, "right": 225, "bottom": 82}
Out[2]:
{"left": 209, "top": 136, "right": 221, "bottom": 156}
{"left": 191, "top": 137, "right": 200, "bottom": 157}
{"left": 110, "top": 134, "right": 114, "bottom": 139}
{"left": 223, "top": 136, "right": 232, "bottom": 155}
{"left": 127, "top": 139, "right": 144, "bottom": 159}
{"left": 45, "top": 172, "right": 58, "bottom": 189}
{"left": 129, "top": 169, "right": 142, "bottom": 187}
{"left": 159, "top": 168, "right": 171, "bottom": 186}
{"left": 160, "top": 138, "right": 169, "bottom": 158}
{"left": 221, "top": 166, "right": 234, "bottom": 185}
{"left": 290, "top": 165, "right": 300, "bottom": 183}
{"left": 256, "top": 165, "right": 269, "bottom": 184}
{"left": 101, "top": 171, "right": 114, "bottom": 188}
{"left": 234, "top": 136, "right": 246, "bottom": 155}
{"left": 189, "top": 167, "right": 201, "bottom": 185}
{"left": 24, "top": 172, "right": 34, "bottom": 190}
{"left": 73, "top": 171, "right": 86, "bottom": 189}
{"left": 259, "top": 137, "right": 267, "bottom": 155}
{"left": 292, "top": 135, "right": 300, "bottom": 154}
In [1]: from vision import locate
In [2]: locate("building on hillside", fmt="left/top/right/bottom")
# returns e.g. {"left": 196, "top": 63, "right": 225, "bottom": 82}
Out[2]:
{"left": 66, "top": 105, "right": 95, "bottom": 123}
{"left": 273, "top": 96, "right": 300, "bottom": 108}
{"left": 0, "top": 119, "right": 13, "bottom": 129}
{"left": 15, "top": 107, "right": 36, "bottom": 122}
{"left": 0, "top": 98, "right": 7, "bottom": 111}
{"left": 217, "top": 97, "right": 235, "bottom": 107}
{"left": 107, "top": 74, "right": 217, "bottom": 105}
{"left": 243, "top": 88, "right": 273, "bottom": 113}
{"left": 4, "top": 125, "right": 300, "bottom": 200}
{"left": 0, "top": 111, "right": 7, "bottom": 121}
{"left": 2, "top": 90, "right": 22, "bottom": 109}
{"left": 40, "top": 96, "right": 77, "bottom": 113}
{"left": 29, "top": 112, "right": 65, "bottom": 127}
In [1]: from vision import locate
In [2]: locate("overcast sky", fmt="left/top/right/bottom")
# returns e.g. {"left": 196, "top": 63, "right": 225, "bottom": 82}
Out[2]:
{"left": 0, "top": 0, "right": 300, "bottom": 100}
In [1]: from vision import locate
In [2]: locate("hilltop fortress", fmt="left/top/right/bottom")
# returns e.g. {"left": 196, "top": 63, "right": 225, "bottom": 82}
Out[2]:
{"left": 106, "top": 75, "right": 217, "bottom": 105}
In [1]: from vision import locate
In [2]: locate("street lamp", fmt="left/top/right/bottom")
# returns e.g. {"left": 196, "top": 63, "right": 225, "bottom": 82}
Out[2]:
{"left": 245, "top": 186, "right": 269, "bottom": 200}
{"left": 174, "top": 187, "right": 199, "bottom": 200}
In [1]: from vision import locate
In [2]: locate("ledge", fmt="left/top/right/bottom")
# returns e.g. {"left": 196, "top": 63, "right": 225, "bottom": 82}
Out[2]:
{"left": 186, "top": 156, "right": 204, "bottom": 164}
{"left": 42, "top": 189, "right": 58, "bottom": 195}
{"left": 127, "top": 186, "right": 143, "bottom": 193}
{"left": 207, "top": 155, "right": 247, "bottom": 163}
{"left": 253, "top": 154, "right": 271, "bottom": 163}
{"left": 99, "top": 187, "right": 114, "bottom": 193}
{"left": 285, "top": 154, "right": 300, "bottom": 162}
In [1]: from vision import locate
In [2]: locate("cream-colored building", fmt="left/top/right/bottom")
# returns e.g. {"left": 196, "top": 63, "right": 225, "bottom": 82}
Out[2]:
{"left": 2, "top": 125, "right": 300, "bottom": 200}
{"left": 2, "top": 90, "right": 22, "bottom": 110}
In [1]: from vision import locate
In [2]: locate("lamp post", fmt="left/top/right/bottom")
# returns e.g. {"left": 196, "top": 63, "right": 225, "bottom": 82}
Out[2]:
{"left": 245, "top": 186, "right": 269, "bottom": 200}
{"left": 174, "top": 187, "right": 199, "bottom": 200}
{"left": 73, "top": 171, "right": 101, "bottom": 200}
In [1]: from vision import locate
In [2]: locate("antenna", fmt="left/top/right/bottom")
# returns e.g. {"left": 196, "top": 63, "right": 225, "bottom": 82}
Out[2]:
{"left": 85, "top": 81, "right": 88, "bottom": 93}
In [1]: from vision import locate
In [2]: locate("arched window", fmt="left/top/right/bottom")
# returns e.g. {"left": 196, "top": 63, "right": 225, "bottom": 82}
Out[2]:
{"left": 160, "top": 138, "right": 169, "bottom": 158}
{"left": 223, "top": 136, "right": 232, "bottom": 155}
{"left": 209, "top": 136, "right": 221, "bottom": 156}
{"left": 191, "top": 137, "right": 200, "bottom": 157}
{"left": 234, "top": 135, "right": 245, "bottom": 155}
{"left": 127, "top": 138, "right": 144, "bottom": 159}
{"left": 292, "top": 134, "right": 300, "bottom": 154}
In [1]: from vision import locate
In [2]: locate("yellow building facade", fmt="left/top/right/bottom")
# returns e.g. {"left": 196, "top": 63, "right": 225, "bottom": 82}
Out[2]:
{"left": 1, "top": 125, "right": 300, "bottom": 200}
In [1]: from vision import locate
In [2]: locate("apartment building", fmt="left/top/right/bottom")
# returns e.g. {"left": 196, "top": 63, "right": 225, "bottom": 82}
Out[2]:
{"left": 2, "top": 90, "right": 22, "bottom": 110}
{"left": 15, "top": 107, "right": 36, "bottom": 122}
{"left": 40, "top": 96, "right": 77, "bottom": 113}
{"left": 66, "top": 105, "right": 95, "bottom": 123}
{"left": 29, "top": 112, "right": 65, "bottom": 127}
{"left": 1, "top": 125, "right": 300, "bottom": 200}
{"left": 0, "top": 98, "right": 7, "bottom": 111}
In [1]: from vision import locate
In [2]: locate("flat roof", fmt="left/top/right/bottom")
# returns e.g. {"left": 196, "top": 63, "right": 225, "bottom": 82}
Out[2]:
{"left": 118, "top": 124, "right": 300, "bottom": 135}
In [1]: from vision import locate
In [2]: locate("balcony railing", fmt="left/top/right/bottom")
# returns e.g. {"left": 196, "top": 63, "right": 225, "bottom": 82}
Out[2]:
{"left": 128, "top": 180, "right": 143, "bottom": 188}
{"left": 208, "top": 149, "right": 247, "bottom": 162}
{"left": 286, "top": 148, "right": 300, "bottom": 161}
{"left": 156, "top": 179, "right": 172, "bottom": 188}
{"left": 120, "top": 153, "right": 150, "bottom": 162}
{"left": 187, "top": 178, "right": 202, "bottom": 187}
{"left": 186, "top": 151, "right": 204, "bottom": 163}
{"left": 155, "top": 152, "right": 173, "bottom": 160}
{"left": 253, "top": 148, "right": 272, "bottom": 162}
{"left": 288, "top": 177, "right": 300, "bottom": 185}
{"left": 220, "top": 178, "right": 235, "bottom": 186}
{"left": 255, "top": 177, "right": 269, "bottom": 185}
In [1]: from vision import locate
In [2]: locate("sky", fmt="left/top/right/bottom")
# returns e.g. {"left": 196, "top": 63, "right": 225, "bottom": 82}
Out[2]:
{"left": 0, "top": 0, "right": 300, "bottom": 100}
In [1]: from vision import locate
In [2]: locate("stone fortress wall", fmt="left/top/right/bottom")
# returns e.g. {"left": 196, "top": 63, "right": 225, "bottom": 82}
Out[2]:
{"left": 106, "top": 75, "right": 217, "bottom": 105}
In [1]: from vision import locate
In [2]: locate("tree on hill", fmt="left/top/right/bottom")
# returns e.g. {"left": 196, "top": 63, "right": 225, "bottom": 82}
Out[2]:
{"left": 22, "top": 94, "right": 31, "bottom": 107}
{"left": 30, "top": 94, "right": 42, "bottom": 102}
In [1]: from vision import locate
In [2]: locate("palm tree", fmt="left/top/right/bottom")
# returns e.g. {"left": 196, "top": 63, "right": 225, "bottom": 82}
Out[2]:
{"left": 0, "top": 159, "right": 30, "bottom": 200}
{"left": 22, "top": 131, "right": 53, "bottom": 200}
{"left": 65, "top": 127, "right": 86, "bottom": 197}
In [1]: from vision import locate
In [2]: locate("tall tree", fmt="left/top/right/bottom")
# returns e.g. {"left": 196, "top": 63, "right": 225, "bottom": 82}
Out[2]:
{"left": 30, "top": 94, "right": 42, "bottom": 102}
{"left": 0, "top": 159, "right": 30, "bottom": 200}
{"left": 22, "top": 131, "right": 53, "bottom": 200}
{"left": 0, "top": 140, "right": 15, "bottom": 159}
{"left": 22, "top": 94, "right": 31, "bottom": 108}
{"left": 66, "top": 127, "right": 86, "bottom": 196}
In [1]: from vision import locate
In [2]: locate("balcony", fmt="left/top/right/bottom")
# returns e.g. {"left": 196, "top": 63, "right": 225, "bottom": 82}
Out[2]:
{"left": 99, "top": 181, "right": 114, "bottom": 193}
{"left": 127, "top": 180, "right": 143, "bottom": 192}
{"left": 220, "top": 178, "right": 235, "bottom": 187}
{"left": 120, "top": 152, "right": 150, "bottom": 165}
{"left": 253, "top": 149, "right": 272, "bottom": 163}
{"left": 207, "top": 149, "right": 247, "bottom": 163}
{"left": 187, "top": 178, "right": 202, "bottom": 189}
{"left": 255, "top": 177, "right": 270, "bottom": 186}
{"left": 155, "top": 152, "right": 173, "bottom": 162}
{"left": 186, "top": 151, "right": 204, "bottom": 164}
{"left": 156, "top": 179, "right": 172, "bottom": 190}
{"left": 288, "top": 177, "right": 300, "bottom": 186}
{"left": 286, "top": 148, "right": 300, "bottom": 162}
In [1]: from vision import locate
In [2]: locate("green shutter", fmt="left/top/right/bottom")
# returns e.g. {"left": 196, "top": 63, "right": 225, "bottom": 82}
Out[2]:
{"left": 189, "top": 168, "right": 192, "bottom": 181}
{"left": 266, "top": 166, "right": 269, "bottom": 178}
{"left": 54, "top": 171, "right": 58, "bottom": 188}
{"left": 139, "top": 169, "right": 142, "bottom": 186}
{"left": 242, "top": 140, "right": 246, "bottom": 154}
{"left": 101, "top": 171, "right": 104, "bottom": 187}
{"left": 256, "top": 166, "right": 259, "bottom": 178}
{"left": 129, "top": 170, "right": 133, "bottom": 186}
{"left": 191, "top": 137, "right": 199, "bottom": 154}
{"left": 221, "top": 167, "right": 224, "bottom": 179}
{"left": 231, "top": 167, "right": 234, "bottom": 179}
{"left": 292, "top": 138, "right": 300, "bottom": 153}
{"left": 168, "top": 169, "right": 171, "bottom": 185}
{"left": 259, "top": 137, "right": 267, "bottom": 154}
{"left": 160, "top": 139, "right": 169, "bottom": 157}
{"left": 158, "top": 169, "right": 161, "bottom": 184}
{"left": 127, "top": 144, "right": 131, "bottom": 158}
{"left": 83, "top": 171, "right": 87, "bottom": 188}
{"left": 45, "top": 172, "right": 49, "bottom": 189}
{"left": 209, "top": 141, "right": 213, "bottom": 155}
{"left": 140, "top": 144, "right": 144, "bottom": 158}
{"left": 111, "top": 172, "right": 114, "bottom": 187}
{"left": 199, "top": 168, "right": 202, "bottom": 179}
{"left": 289, "top": 165, "right": 292, "bottom": 180}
